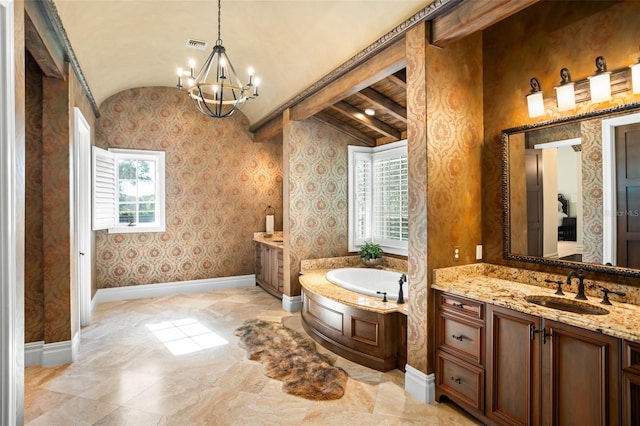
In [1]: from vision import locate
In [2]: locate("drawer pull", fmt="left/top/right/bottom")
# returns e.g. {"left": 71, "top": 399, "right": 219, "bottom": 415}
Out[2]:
{"left": 452, "top": 302, "right": 464, "bottom": 309}
{"left": 450, "top": 376, "right": 462, "bottom": 384}
{"left": 451, "top": 334, "right": 465, "bottom": 342}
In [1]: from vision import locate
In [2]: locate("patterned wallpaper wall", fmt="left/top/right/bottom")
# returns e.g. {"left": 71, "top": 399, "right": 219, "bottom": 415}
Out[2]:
{"left": 95, "top": 87, "right": 283, "bottom": 288}
{"left": 285, "top": 118, "right": 359, "bottom": 296}
{"left": 424, "top": 32, "right": 484, "bottom": 373}
{"left": 25, "top": 52, "right": 44, "bottom": 343}
{"left": 405, "top": 24, "right": 429, "bottom": 374}
{"left": 483, "top": 1, "right": 640, "bottom": 285}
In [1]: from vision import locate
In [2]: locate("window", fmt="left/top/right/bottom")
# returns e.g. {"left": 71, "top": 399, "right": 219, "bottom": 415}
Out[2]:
{"left": 348, "top": 140, "right": 408, "bottom": 256}
{"left": 92, "top": 147, "right": 165, "bottom": 233}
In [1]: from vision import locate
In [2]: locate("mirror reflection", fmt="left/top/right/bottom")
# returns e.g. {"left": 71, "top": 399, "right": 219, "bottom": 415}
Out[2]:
{"left": 504, "top": 106, "right": 640, "bottom": 274}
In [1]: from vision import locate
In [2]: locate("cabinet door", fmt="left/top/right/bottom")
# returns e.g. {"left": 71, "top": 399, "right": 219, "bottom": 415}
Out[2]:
{"left": 542, "top": 319, "right": 620, "bottom": 426}
{"left": 486, "top": 305, "right": 541, "bottom": 426}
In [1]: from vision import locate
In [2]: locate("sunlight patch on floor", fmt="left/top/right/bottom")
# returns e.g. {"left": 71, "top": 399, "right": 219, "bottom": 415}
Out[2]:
{"left": 146, "top": 318, "right": 228, "bottom": 355}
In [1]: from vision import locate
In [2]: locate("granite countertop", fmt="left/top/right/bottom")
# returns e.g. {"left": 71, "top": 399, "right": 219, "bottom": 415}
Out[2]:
{"left": 253, "top": 231, "right": 284, "bottom": 249}
{"left": 299, "top": 269, "right": 409, "bottom": 316}
{"left": 432, "top": 275, "right": 640, "bottom": 343}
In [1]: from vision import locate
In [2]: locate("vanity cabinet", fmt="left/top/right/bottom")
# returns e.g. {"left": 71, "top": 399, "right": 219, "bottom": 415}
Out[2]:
{"left": 623, "top": 340, "right": 640, "bottom": 425}
{"left": 254, "top": 242, "right": 283, "bottom": 298}
{"left": 435, "top": 292, "right": 485, "bottom": 416}
{"left": 486, "top": 304, "right": 620, "bottom": 426}
{"left": 486, "top": 305, "right": 541, "bottom": 426}
{"left": 436, "top": 291, "right": 622, "bottom": 426}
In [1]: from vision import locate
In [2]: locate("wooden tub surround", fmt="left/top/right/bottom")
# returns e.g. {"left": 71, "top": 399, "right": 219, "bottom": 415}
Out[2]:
{"left": 298, "top": 268, "right": 408, "bottom": 372}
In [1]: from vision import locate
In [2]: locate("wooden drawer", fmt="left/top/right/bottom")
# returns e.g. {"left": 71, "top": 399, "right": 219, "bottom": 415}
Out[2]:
{"left": 439, "top": 293, "right": 484, "bottom": 320}
{"left": 438, "top": 312, "right": 483, "bottom": 365}
{"left": 437, "top": 350, "right": 484, "bottom": 412}
{"left": 623, "top": 341, "right": 640, "bottom": 374}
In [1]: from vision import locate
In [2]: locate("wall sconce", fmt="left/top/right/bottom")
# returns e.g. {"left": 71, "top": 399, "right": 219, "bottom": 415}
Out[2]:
{"left": 588, "top": 56, "right": 612, "bottom": 103}
{"left": 555, "top": 68, "right": 576, "bottom": 111}
{"left": 527, "top": 77, "right": 545, "bottom": 118}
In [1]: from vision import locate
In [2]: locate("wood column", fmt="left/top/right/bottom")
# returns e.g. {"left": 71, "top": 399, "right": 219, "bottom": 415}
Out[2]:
{"left": 406, "top": 22, "right": 429, "bottom": 373}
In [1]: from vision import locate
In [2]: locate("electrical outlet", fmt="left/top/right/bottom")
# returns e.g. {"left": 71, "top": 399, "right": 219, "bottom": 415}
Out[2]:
{"left": 453, "top": 246, "right": 460, "bottom": 261}
{"left": 476, "top": 245, "right": 483, "bottom": 260}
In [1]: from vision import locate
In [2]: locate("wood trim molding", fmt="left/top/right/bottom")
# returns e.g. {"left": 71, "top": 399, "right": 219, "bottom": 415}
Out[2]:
{"left": 36, "top": 0, "right": 100, "bottom": 118}
{"left": 250, "top": 0, "right": 459, "bottom": 138}
{"left": 430, "top": 0, "right": 538, "bottom": 47}
{"left": 0, "top": 0, "right": 23, "bottom": 423}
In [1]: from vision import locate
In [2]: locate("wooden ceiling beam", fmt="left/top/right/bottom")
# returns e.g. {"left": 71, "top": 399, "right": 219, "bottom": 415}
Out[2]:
{"left": 290, "top": 39, "right": 406, "bottom": 122}
{"left": 315, "top": 112, "right": 376, "bottom": 147}
{"left": 252, "top": 115, "right": 283, "bottom": 143}
{"left": 431, "top": 0, "right": 538, "bottom": 47}
{"left": 355, "top": 88, "right": 407, "bottom": 123}
{"left": 330, "top": 101, "right": 401, "bottom": 140}
{"left": 386, "top": 73, "right": 407, "bottom": 92}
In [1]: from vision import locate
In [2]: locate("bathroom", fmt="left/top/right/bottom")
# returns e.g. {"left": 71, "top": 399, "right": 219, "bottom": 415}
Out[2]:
{"left": 3, "top": 0, "right": 640, "bottom": 424}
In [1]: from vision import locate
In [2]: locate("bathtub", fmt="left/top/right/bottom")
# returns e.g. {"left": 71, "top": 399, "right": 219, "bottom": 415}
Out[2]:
{"left": 325, "top": 267, "right": 408, "bottom": 301}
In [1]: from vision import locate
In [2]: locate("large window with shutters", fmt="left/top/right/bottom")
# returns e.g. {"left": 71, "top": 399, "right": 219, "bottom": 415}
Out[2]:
{"left": 92, "top": 147, "right": 165, "bottom": 233}
{"left": 348, "top": 140, "right": 408, "bottom": 256}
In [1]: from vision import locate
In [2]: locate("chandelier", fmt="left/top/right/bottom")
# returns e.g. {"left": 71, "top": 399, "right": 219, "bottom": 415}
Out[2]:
{"left": 176, "top": 0, "right": 259, "bottom": 118}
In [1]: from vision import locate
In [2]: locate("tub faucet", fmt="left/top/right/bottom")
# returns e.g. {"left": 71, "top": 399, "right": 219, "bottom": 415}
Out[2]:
{"left": 567, "top": 269, "right": 587, "bottom": 300}
{"left": 397, "top": 273, "right": 406, "bottom": 305}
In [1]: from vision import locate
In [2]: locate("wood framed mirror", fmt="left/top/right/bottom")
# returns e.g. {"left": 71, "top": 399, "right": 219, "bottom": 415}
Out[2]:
{"left": 502, "top": 101, "right": 640, "bottom": 278}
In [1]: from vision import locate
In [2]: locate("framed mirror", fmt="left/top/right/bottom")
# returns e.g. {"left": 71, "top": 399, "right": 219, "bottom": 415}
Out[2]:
{"left": 502, "top": 102, "right": 640, "bottom": 278}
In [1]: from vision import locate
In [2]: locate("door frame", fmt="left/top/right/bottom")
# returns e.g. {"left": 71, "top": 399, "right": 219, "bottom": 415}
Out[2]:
{"left": 74, "top": 107, "right": 92, "bottom": 327}
{"left": 0, "top": 0, "right": 23, "bottom": 423}
{"left": 602, "top": 112, "right": 640, "bottom": 265}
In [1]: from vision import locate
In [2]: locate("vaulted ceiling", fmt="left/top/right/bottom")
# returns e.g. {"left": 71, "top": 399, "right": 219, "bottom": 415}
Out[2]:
{"left": 49, "top": 0, "right": 537, "bottom": 145}
{"left": 52, "top": 0, "right": 429, "bottom": 125}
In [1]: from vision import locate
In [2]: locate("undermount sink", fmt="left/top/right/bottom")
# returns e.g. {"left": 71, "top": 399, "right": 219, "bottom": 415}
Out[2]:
{"left": 525, "top": 295, "right": 609, "bottom": 315}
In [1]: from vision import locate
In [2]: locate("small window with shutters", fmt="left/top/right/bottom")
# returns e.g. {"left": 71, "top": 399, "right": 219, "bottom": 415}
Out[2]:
{"left": 348, "top": 140, "right": 408, "bottom": 256}
{"left": 92, "top": 147, "right": 165, "bottom": 233}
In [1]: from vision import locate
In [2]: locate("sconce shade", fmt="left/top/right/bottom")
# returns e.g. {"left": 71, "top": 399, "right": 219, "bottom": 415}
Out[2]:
{"left": 556, "top": 84, "right": 576, "bottom": 110}
{"left": 588, "top": 56, "right": 611, "bottom": 103}
{"left": 555, "top": 68, "right": 575, "bottom": 111}
{"left": 631, "top": 62, "right": 640, "bottom": 94}
{"left": 527, "top": 92, "right": 544, "bottom": 117}
{"left": 527, "top": 77, "right": 544, "bottom": 118}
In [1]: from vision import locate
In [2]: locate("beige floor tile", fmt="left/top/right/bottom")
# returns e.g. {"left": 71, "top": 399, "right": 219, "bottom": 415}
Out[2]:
{"left": 24, "top": 287, "right": 476, "bottom": 426}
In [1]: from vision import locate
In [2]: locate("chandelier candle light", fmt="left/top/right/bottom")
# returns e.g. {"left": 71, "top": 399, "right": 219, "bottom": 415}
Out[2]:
{"left": 177, "top": 0, "right": 259, "bottom": 118}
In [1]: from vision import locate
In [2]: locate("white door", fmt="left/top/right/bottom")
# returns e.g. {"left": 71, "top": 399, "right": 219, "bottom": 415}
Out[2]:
{"left": 74, "top": 107, "right": 92, "bottom": 327}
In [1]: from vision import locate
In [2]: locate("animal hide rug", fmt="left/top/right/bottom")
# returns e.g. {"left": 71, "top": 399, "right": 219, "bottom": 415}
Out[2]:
{"left": 234, "top": 319, "right": 348, "bottom": 400}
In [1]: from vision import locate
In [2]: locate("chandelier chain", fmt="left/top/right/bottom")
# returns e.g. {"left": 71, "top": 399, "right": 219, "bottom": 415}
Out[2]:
{"left": 216, "top": 0, "right": 222, "bottom": 45}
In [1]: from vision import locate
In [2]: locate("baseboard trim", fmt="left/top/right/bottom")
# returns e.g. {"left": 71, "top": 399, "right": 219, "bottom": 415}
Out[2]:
{"left": 405, "top": 364, "right": 435, "bottom": 404}
{"left": 95, "top": 274, "right": 256, "bottom": 304}
{"left": 24, "top": 341, "right": 43, "bottom": 367}
{"left": 25, "top": 332, "right": 80, "bottom": 367}
{"left": 282, "top": 295, "right": 302, "bottom": 312}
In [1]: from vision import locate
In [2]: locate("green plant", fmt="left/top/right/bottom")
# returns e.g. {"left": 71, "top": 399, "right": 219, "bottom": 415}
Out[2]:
{"left": 359, "top": 242, "right": 383, "bottom": 260}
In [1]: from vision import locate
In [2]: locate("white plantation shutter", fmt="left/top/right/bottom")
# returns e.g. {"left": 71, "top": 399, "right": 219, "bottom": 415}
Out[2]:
{"left": 373, "top": 150, "right": 408, "bottom": 246}
{"left": 348, "top": 140, "right": 408, "bottom": 256}
{"left": 355, "top": 152, "right": 371, "bottom": 242}
{"left": 92, "top": 146, "right": 116, "bottom": 230}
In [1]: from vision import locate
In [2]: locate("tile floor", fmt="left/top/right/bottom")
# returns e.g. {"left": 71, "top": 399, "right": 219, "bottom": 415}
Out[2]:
{"left": 24, "top": 286, "right": 480, "bottom": 425}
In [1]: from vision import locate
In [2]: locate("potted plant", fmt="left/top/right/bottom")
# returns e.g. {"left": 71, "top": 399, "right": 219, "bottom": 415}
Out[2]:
{"left": 359, "top": 242, "right": 383, "bottom": 267}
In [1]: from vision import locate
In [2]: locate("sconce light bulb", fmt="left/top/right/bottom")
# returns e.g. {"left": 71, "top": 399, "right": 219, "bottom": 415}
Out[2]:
{"left": 189, "top": 59, "right": 196, "bottom": 69}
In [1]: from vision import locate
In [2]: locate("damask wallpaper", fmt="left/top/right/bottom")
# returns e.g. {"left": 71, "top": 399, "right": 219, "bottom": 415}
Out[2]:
{"left": 483, "top": 1, "right": 640, "bottom": 286}
{"left": 95, "top": 87, "right": 283, "bottom": 288}
{"left": 285, "top": 118, "right": 360, "bottom": 296}
{"left": 25, "top": 52, "right": 44, "bottom": 343}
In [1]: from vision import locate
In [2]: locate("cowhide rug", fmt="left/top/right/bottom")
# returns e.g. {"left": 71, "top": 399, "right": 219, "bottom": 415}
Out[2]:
{"left": 234, "top": 319, "right": 349, "bottom": 401}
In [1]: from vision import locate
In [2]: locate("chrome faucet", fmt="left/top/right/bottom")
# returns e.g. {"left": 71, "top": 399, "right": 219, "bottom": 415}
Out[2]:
{"left": 397, "top": 273, "right": 406, "bottom": 304}
{"left": 566, "top": 269, "right": 587, "bottom": 300}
